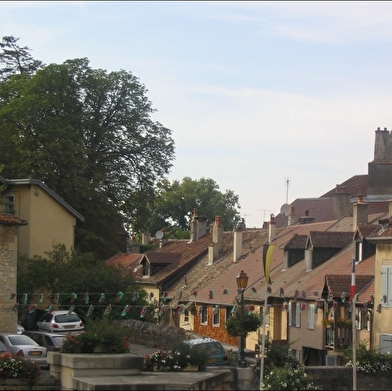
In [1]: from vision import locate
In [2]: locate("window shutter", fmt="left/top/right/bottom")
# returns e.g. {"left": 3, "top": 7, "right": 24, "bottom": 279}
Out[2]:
{"left": 288, "top": 302, "right": 292, "bottom": 326}
{"left": 308, "top": 304, "right": 315, "bottom": 329}
{"left": 296, "top": 303, "right": 301, "bottom": 327}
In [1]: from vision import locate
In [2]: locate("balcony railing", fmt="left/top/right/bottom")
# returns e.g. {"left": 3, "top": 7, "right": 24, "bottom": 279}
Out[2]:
{"left": 325, "top": 326, "right": 352, "bottom": 349}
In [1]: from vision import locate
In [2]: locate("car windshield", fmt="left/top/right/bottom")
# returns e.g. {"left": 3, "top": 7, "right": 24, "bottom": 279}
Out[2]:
{"left": 54, "top": 314, "right": 80, "bottom": 323}
{"left": 8, "top": 336, "right": 37, "bottom": 346}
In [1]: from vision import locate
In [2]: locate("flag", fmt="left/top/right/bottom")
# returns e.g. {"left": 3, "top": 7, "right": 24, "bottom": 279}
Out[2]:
{"left": 351, "top": 259, "right": 356, "bottom": 300}
{"left": 263, "top": 244, "right": 276, "bottom": 285}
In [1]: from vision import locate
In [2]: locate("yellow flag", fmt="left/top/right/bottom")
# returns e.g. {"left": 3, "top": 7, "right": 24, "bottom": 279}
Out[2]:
{"left": 263, "top": 244, "right": 276, "bottom": 285}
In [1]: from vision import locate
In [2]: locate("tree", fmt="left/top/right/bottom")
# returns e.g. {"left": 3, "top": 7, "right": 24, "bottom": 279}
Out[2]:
{"left": 150, "top": 177, "right": 241, "bottom": 232}
{"left": 0, "top": 43, "right": 175, "bottom": 259}
{"left": 0, "top": 35, "right": 43, "bottom": 81}
{"left": 17, "top": 244, "right": 157, "bottom": 322}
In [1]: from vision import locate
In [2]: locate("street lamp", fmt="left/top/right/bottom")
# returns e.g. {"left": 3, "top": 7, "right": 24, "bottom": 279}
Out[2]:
{"left": 236, "top": 270, "right": 249, "bottom": 368}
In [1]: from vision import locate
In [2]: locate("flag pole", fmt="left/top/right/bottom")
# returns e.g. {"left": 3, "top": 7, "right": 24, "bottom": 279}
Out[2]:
{"left": 259, "top": 282, "right": 269, "bottom": 390}
{"left": 351, "top": 258, "right": 357, "bottom": 391}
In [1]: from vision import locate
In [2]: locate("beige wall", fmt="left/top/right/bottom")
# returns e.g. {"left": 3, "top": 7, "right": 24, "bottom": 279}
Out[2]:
{"left": 4, "top": 185, "right": 76, "bottom": 258}
{"left": 373, "top": 243, "right": 392, "bottom": 350}
{"left": 0, "top": 225, "right": 19, "bottom": 333}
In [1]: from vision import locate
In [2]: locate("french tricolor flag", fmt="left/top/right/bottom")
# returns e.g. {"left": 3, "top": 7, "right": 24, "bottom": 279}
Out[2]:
{"left": 351, "top": 259, "right": 356, "bottom": 300}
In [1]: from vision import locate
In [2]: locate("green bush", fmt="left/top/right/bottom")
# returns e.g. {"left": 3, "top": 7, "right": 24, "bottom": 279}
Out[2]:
{"left": 262, "top": 365, "right": 320, "bottom": 390}
{"left": 225, "top": 312, "right": 262, "bottom": 337}
{"left": 344, "top": 342, "right": 392, "bottom": 373}
{"left": 61, "top": 318, "right": 129, "bottom": 354}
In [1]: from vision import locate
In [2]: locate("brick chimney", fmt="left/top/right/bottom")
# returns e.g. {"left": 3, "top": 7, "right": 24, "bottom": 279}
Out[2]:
{"left": 333, "top": 185, "right": 351, "bottom": 219}
{"left": 288, "top": 207, "right": 296, "bottom": 226}
{"left": 353, "top": 194, "right": 368, "bottom": 230}
{"left": 233, "top": 218, "right": 246, "bottom": 262}
{"left": 208, "top": 216, "right": 224, "bottom": 264}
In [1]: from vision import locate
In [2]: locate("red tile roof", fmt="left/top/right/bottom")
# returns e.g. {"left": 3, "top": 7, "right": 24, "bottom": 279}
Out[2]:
{"left": 0, "top": 212, "right": 27, "bottom": 226}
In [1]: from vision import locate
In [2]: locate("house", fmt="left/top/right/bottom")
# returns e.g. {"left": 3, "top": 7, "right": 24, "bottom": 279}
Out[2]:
{"left": 0, "top": 212, "right": 27, "bottom": 332}
{"left": 107, "top": 213, "right": 232, "bottom": 325}
{"left": 0, "top": 176, "right": 84, "bottom": 258}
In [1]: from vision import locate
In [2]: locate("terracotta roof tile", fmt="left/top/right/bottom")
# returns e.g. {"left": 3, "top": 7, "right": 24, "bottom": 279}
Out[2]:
{"left": 307, "top": 231, "right": 353, "bottom": 248}
{"left": 0, "top": 212, "right": 27, "bottom": 226}
{"left": 325, "top": 274, "right": 374, "bottom": 299}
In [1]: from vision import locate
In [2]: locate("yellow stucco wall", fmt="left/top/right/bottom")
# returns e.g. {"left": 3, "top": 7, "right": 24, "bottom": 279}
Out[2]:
{"left": 373, "top": 243, "right": 392, "bottom": 350}
{"left": 4, "top": 185, "right": 76, "bottom": 258}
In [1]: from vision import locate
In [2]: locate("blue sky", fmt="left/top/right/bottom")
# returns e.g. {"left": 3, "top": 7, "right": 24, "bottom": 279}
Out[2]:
{"left": 2, "top": 1, "right": 392, "bottom": 227}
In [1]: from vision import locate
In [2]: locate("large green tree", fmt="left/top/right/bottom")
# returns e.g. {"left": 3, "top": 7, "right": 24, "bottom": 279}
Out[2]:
{"left": 150, "top": 177, "right": 241, "bottom": 232}
{"left": 0, "top": 38, "right": 175, "bottom": 259}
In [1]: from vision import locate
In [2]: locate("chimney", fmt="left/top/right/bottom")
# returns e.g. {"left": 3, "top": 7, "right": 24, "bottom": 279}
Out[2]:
{"left": 208, "top": 215, "right": 224, "bottom": 264}
{"left": 333, "top": 185, "right": 351, "bottom": 219}
{"left": 233, "top": 218, "right": 246, "bottom": 262}
{"left": 288, "top": 207, "right": 296, "bottom": 226}
{"left": 188, "top": 208, "right": 198, "bottom": 243}
{"left": 268, "top": 214, "right": 276, "bottom": 242}
{"left": 353, "top": 194, "right": 368, "bottom": 230}
{"left": 141, "top": 232, "right": 150, "bottom": 245}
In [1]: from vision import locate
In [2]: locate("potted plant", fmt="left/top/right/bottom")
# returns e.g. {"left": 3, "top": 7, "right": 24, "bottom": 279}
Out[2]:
{"left": 321, "top": 318, "right": 334, "bottom": 328}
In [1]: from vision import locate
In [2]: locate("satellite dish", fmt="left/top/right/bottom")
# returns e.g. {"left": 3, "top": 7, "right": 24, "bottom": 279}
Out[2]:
{"left": 280, "top": 203, "right": 291, "bottom": 216}
{"left": 155, "top": 230, "right": 164, "bottom": 240}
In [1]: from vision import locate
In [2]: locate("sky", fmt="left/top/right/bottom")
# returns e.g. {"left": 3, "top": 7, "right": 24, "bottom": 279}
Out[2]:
{"left": 1, "top": 1, "right": 392, "bottom": 228}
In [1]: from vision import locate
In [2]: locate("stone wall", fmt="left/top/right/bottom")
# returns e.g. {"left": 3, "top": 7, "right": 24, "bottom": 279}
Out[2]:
{"left": 0, "top": 225, "right": 18, "bottom": 333}
{"left": 114, "top": 319, "right": 189, "bottom": 349}
{"left": 306, "top": 367, "right": 392, "bottom": 390}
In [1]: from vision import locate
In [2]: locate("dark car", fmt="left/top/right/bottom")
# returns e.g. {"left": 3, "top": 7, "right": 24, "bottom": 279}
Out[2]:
{"left": 184, "top": 338, "right": 229, "bottom": 366}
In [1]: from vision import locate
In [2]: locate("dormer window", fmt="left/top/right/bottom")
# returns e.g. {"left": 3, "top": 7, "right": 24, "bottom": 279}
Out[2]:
{"left": 142, "top": 261, "right": 150, "bottom": 277}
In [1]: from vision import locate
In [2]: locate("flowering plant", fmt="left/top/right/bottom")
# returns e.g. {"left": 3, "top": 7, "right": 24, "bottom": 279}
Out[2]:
{"left": 321, "top": 318, "right": 334, "bottom": 327}
{"left": 0, "top": 354, "right": 41, "bottom": 387}
{"left": 337, "top": 318, "right": 352, "bottom": 328}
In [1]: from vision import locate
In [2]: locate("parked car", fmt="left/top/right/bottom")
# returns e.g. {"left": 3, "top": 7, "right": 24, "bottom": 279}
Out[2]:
{"left": 0, "top": 340, "right": 10, "bottom": 358}
{"left": 36, "top": 310, "right": 84, "bottom": 334}
{"left": 17, "top": 324, "right": 25, "bottom": 335}
{"left": 23, "top": 330, "right": 67, "bottom": 352}
{"left": 184, "top": 338, "right": 229, "bottom": 366}
{"left": 0, "top": 333, "right": 47, "bottom": 368}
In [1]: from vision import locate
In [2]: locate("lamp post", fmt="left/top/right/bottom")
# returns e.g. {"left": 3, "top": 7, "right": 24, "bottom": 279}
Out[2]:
{"left": 236, "top": 269, "right": 249, "bottom": 368}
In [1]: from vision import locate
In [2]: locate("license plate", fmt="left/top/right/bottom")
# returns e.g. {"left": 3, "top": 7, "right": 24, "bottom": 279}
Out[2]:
{"left": 64, "top": 325, "right": 75, "bottom": 329}
{"left": 29, "top": 351, "right": 42, "bottom": 356}
{"left": 208, "top": 358, "right": 217, "bottom": 363}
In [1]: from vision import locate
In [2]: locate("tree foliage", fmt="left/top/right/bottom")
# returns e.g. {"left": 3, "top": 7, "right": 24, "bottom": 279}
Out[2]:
{"left": 0, "top": 35, "right": 43, "bottom": 81}
{"left": 0, "top": 37, "right": 175, "bottom": 259}
{"left": 225, "top": 312, "right": 262, "bottom": 337}
{"left": 150, "top": 177, "right": 241, "bottom": 232}
{"left": 17, "top": 244, "right": 157, "bottom": 322}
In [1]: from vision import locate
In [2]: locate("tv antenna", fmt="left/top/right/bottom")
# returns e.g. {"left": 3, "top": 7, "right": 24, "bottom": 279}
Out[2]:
{"left": 285, "top": 177, "right": 290, "bottom": 204}
{"left": 258, "top": 209, "right": 271, "bottom": 223}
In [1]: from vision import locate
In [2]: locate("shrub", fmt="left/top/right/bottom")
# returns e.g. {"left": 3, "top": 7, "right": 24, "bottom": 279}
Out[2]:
{"left": 344, "top": 342, "right": 392, "bottom": 373}
{"left": 262, "top": 365, "right": 320, "bottom": 390}
{"left": 142, "top": 342, "right": 208, "bottom": 371}
{"left": 0, "top": 354, "right": 41, "bottom": 388}
{"left": 61, "top": 318, "right": 129, "bottom": 354}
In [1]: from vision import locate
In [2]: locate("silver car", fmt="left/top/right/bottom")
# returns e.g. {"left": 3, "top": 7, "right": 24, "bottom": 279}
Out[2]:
{"left": 0, "top": 333, "right": 47, "bottom": 368}
{"left": 23, "top": 331, "right": 67, "bottom": 352}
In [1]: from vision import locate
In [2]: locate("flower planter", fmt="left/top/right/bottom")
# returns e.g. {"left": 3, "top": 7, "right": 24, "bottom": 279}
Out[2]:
{"left": 48, "top": 351, "right": 144, "bottom": 390}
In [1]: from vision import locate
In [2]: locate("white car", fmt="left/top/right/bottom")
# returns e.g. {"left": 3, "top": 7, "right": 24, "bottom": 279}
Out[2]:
{"left": 36, "top": 310, "right": 84, "bottom": 334}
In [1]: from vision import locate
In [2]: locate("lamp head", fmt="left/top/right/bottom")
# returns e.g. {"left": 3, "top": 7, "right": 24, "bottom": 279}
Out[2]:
{"left": 236, "top": 270, "right": 249, "bottom": 290}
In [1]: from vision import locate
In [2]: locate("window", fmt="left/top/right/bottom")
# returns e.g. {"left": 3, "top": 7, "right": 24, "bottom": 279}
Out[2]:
{"left": 201, "top": 306, "right": 208, "bottom": 325}
{"left": 288, "top": 302, "right": 301, "bottom": 327}
{"left": 226, "top": 306, "right": 234, "bottom": 322}
{"left": 308, "top": 304, "right": 315, "bottom": 329}
{"left": 213, "top": 307, "right": 220, "bottom": 326}
{"left": 380, "top": 333, "right": 392, "bottom": 355}
{"left": 4, "top": 194, "right": 14, "bottom": 213}
{"left": 184, "top": 310, "right": 189, "bottom": 323}
{"left": 381, "top": 265, "right": 392, "bottom": 307}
